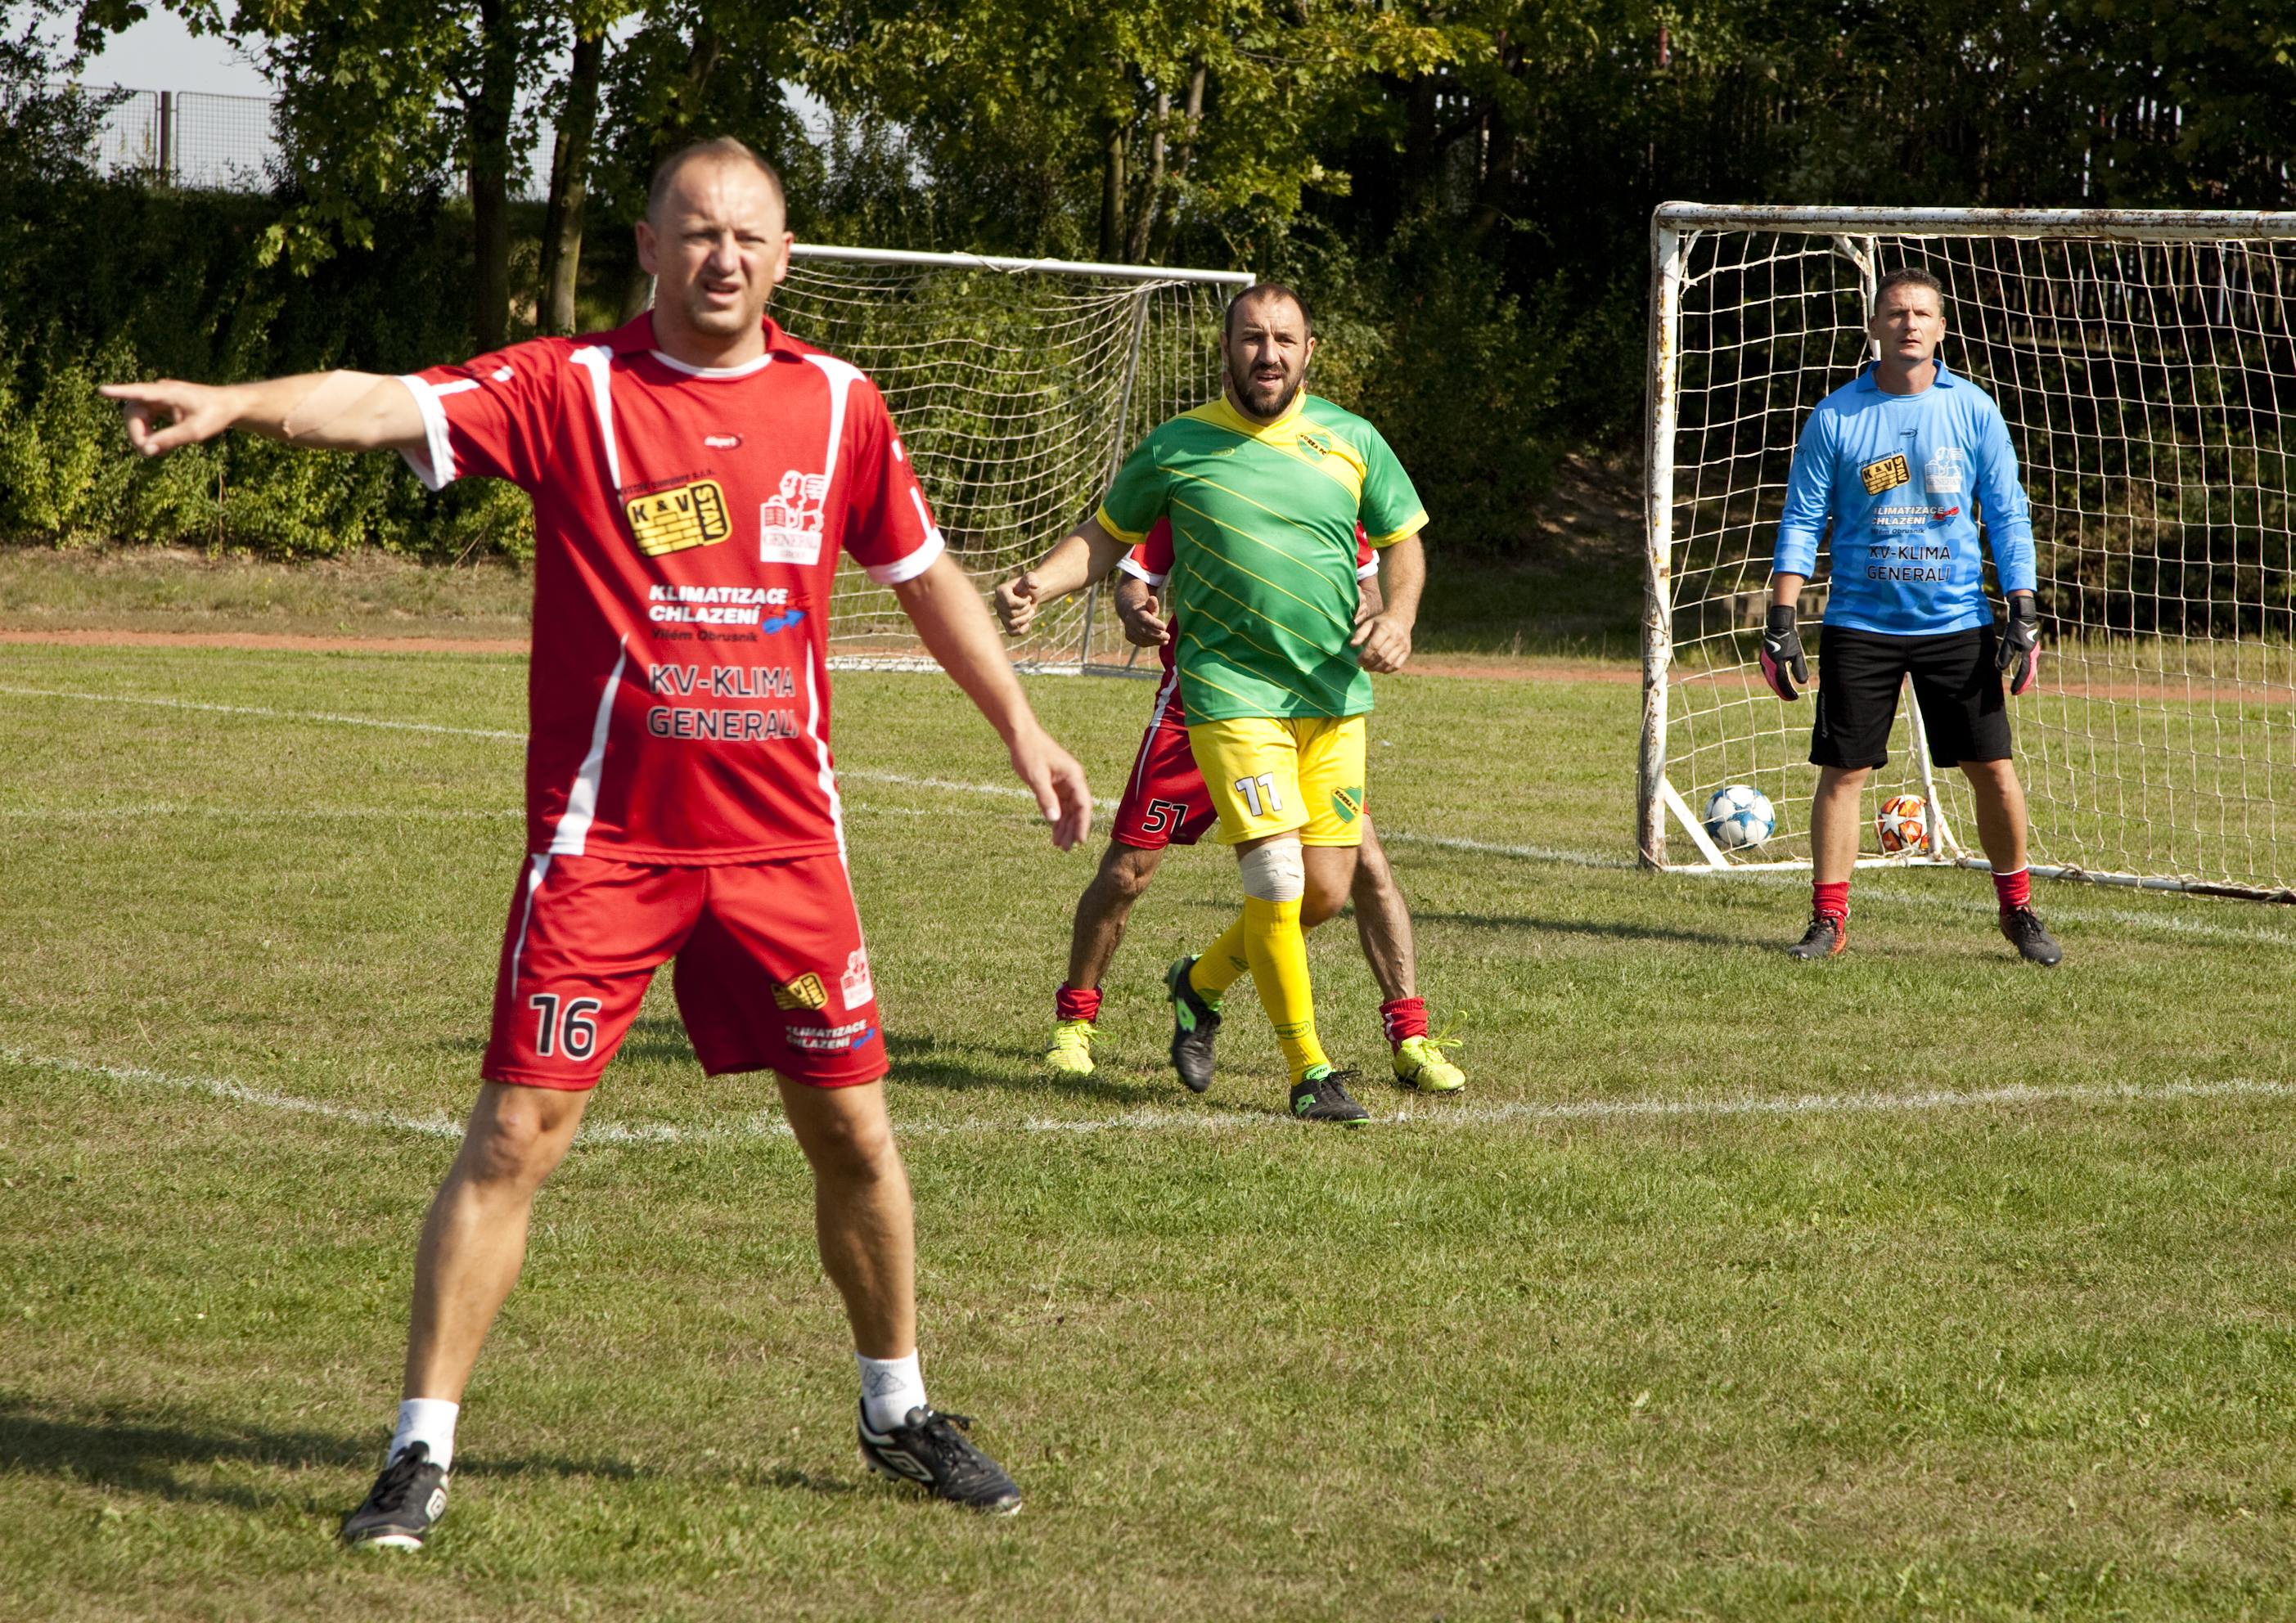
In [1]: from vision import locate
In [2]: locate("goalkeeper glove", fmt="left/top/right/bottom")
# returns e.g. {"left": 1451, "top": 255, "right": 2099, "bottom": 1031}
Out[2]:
{"left": 1758, "top": 604, "right": 1808, "bottom": 701}
{"left": 1997, "top": 594, "right": 2041, "bottom": 696}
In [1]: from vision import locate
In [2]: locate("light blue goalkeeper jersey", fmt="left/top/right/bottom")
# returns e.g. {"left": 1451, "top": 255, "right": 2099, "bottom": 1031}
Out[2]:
{"left": 1772, "top": 358, "right": 2036, "bottom": 636}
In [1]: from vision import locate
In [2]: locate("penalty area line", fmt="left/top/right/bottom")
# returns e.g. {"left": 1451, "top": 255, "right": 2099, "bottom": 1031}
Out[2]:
{"left": 6, "top": 1044, "right": 2292, "bottom": 1149}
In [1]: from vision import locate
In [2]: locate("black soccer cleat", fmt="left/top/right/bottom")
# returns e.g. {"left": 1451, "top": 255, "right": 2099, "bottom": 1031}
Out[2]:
{"left": 858, "top": 1404, "right": 1023, "bottom": 1515}
{"left": 2000, "top": 905, "right": 2063, "bottom": 966}
{"left": 341, "top": 1441, "right": 449, "bottom": 1552}
{"left": 1290, "top": 1064, "right": 1371, "bottom": 1126}
{"left": 1786, "top": 915, "right": 1848, "bottom": 960}
{"left": 1165, "top": 955, "right": 1222, "bottom": 1094}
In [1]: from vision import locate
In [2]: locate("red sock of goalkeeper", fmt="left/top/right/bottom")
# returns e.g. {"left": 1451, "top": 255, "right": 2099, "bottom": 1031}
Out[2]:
{"left": 1992, "top": 866, "right": 2032, "bottom": 913}
{"left": 1812, "top": 880, "right": 1849, "bottom": 924}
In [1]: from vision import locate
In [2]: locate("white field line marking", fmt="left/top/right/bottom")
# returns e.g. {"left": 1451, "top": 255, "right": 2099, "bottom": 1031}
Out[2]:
{"left": 8, "top": 682, "right": 2293, "bottom": 948}
{"left": 0, "top": 802, "right": 944, "bottom": 824}
{"left": 0, "top": 685, "right": 526, "bottom": 740}
{"left": 7, "top": 1043, "right": 2294, "bottom": 1148}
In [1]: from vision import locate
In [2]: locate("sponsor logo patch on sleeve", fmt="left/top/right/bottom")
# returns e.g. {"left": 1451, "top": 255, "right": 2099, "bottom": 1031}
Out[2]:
{"left": 1858, "top": 453, "right": 1911, "bottom": 496}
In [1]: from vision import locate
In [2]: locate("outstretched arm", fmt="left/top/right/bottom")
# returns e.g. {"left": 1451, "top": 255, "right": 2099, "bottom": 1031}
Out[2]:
{"left": 993, "top": 515, "right": 1133, "bottom": 636}
{"left": 894, "top": 551, "right": 1093, "bottom": 849}
{"left": 100, "top": 371, "right": 425, "bottom": 459}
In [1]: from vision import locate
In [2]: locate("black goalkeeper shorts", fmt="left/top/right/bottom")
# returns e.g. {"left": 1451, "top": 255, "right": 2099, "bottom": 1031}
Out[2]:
{"left": 1810, "top": 624, "right": 2011, "bottom": 771}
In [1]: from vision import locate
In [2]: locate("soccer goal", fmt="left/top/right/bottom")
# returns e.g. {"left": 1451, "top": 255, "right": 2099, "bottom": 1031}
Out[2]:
{"left": 1640, "top": 203, "right": 2296, "bottom": 901}
{"left": 769, "top": 245, "right": 1251, "bottom": 672}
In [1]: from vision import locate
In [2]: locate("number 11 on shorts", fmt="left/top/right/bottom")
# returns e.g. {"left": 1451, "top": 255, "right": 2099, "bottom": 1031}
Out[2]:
{"left": 1233, "top": 771, "right": 1283, "bottom": 819}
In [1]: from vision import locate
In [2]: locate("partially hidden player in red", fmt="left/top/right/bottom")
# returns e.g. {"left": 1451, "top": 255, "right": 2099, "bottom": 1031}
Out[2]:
{"left": 996, "top": 519, "right": 1465, "bottom": 1093}
{"left": 101, "top": 137, "right": 1091, "bottom": 1540}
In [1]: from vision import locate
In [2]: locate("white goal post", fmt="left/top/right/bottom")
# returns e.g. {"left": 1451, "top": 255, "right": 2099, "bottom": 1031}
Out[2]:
{"left": 1640, "top": 203, "right": 2296, "bottom": 902}
{"left": 770, "top": 245, "right": 1253, "bottom": 671}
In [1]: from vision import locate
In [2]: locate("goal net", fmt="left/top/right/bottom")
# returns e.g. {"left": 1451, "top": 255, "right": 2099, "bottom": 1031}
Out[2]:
{"left": 770, "top": 245, "right": 1249, "bottom": 670}
{"left": 1641, "top": 204, "right": 2296, "bottom": 901}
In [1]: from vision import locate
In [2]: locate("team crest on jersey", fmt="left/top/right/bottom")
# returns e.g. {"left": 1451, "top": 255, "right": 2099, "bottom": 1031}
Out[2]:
{"left": 761, "top": 470, "right": 830, "bottom": 565}
{"left": 1858, "top": 453, "right": 1911, "bottom": 496}
{"left": 1330, "top": 785, "right": 1363, "bottom": 824}
{"left": 626, "top": 479, "right": 732, "bottom": 557}
{"left": 1296, "top": 429, "right": 1333, "bottom": 457}
{"left": 1925, "top": 446, "right": 1966, "bottom": 494}
{"left": 772, "top": 973, "right": 829, "bottom": 1011}
{"left": 840, "top": 948, "right": 874, "bottom": 1011}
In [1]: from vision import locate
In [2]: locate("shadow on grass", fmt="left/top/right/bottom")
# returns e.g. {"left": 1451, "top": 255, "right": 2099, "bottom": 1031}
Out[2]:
{"left": 883, "top": 1032, "right": 1168, "bottom": 1105}
{"left": 0, "top": 1394, "right": 639, "bottom": 1513}
{"left": 446, "top": 1019, "right": 1173, "bottom": 1104}
{"left": 1410, "top": 910, "right": 1756, "bottom": 951}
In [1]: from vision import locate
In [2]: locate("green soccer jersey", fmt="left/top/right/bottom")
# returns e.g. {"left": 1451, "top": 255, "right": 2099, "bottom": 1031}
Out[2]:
{"left": 1095, "top": 391, "right": 1426, "bottom": 722}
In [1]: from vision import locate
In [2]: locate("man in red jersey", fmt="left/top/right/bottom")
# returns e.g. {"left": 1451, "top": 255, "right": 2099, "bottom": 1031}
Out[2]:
{"left": 103, "top": 137, "right": 1087, "bottom": 1536}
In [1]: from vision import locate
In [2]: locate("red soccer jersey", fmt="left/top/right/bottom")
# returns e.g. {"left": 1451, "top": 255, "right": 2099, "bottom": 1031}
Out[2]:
{"left": 400, "top": 314, "right": 942, "bottom": 864}
{"left": 1116, "top": 518, "right": 1378, "bottom": 714}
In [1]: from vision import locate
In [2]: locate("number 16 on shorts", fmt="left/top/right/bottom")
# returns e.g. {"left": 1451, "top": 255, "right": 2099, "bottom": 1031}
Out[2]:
{"left": 528, "top": 992, "right": 601, "bottom": 1061}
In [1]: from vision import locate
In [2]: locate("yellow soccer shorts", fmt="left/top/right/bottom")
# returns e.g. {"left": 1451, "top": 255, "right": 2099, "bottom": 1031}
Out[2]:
{"left": 1187, "top": 715, "right": 1368, "bottom": 848}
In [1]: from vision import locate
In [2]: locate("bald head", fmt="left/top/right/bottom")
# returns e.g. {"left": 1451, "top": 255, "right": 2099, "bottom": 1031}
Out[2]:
{"left": 646, "top": 137, "right": 786, "bottom": 229}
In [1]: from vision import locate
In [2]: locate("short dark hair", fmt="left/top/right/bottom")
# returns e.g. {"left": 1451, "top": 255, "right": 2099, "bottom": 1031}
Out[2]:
{"left": 646, "top": 137, "right": 786, "bottom": 223}
{"left": 1223, "top": 282, "right": 1312, "bottom": 342}
{"left": 1875, "top": 266, "right": 1946, "bottom": 309}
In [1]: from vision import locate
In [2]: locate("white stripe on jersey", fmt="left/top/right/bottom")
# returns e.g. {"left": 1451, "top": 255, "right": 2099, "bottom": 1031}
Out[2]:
{"left": 803, "top": 640, "right": 848, "bottom": 866}
{"left": 546, "top": 636, "right": 628, "bottom": 856}
{"left": 799, "top": 353, "right": 860, "bottom": 497}
{"left": 394, "top": 375, "right": 459, "bottom": 491}
{"left": 569, "top": 344, "right": 622, "bottom": 488}
{"left": 871, "top": 498, "right": 945, "bottom": 585}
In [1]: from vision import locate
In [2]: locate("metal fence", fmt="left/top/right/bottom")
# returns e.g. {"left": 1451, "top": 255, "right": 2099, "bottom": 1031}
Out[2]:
{"left": 84, "top": 88, "right": 280, "bottom": 191}
{"left": 48, "top": 84, "right": 548, "bottom": 199}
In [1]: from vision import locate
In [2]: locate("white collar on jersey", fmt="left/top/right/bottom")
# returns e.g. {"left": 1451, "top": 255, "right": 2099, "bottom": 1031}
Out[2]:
{"left": 648, "top": 348, "right": 776, "bottom": 380}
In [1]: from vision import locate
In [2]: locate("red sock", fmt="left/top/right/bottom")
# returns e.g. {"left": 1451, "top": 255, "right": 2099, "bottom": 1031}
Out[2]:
{"left": 1992, "top": 866, "right": 2032, "bottom": 912}
{"left": 1812, "top": 880, "right": 1850, "bottom": 924}
{"left": 1380, "top": 996, "right": 1428, "bottom": 1049}
{"left": 1055, "top": 984, "right": 1101, "bottom": 1023}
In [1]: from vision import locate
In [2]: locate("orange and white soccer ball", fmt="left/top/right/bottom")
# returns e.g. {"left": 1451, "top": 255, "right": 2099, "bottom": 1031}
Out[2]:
{"left": 1875, "top": 794, "right": 1928, "bottom": 855}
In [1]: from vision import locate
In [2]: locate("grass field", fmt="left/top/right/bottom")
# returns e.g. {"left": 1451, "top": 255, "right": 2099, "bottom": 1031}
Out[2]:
{"left": 4, "top": 603, "right": 2296, "bottom": 1619}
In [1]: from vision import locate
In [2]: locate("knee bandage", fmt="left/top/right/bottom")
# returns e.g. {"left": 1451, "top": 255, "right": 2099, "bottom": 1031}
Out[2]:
{"left": 1237, "top": 838, "right": 1305, "bottom": 903}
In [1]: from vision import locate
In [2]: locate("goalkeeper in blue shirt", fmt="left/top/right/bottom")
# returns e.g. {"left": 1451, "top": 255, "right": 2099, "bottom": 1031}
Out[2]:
{"left": 1761, "top": 267, "right": 2060, "bottom": 966}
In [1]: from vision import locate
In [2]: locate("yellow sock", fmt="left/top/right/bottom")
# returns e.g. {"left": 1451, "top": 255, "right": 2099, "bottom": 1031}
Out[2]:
{"left": 1240, "top": 894, "right": 1327, "bottom": 1081}
{"left": 1189, "top": 915, "right": 1253, "bottom": 998}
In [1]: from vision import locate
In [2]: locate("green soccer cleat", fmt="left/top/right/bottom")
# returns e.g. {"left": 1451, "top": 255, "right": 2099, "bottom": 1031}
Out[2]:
{"left": 1043, "top": 1018, "right": 1096, "bottom": 1076}
{"left": 1393, "top": 1033, "right": 1465, "bottom": 1093}
{"left": 1290, "top": 1064, "right": 1371, "bottom": 1125}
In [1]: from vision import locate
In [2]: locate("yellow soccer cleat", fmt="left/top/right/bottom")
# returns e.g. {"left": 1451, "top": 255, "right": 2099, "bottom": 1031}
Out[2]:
{"left": 1044, "top": 1018, "right": 1097, "bottom": 1077}
{"left": 1393, "top": 1033, "right": 1465, "bottom": 1093}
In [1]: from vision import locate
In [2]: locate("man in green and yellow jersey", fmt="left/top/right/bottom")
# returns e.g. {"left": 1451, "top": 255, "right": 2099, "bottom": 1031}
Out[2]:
{"left": 1011, "top": 282, "right": 1429, "bottom": 1123}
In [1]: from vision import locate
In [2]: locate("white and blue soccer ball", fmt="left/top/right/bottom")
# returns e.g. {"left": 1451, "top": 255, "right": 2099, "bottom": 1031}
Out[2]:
{"left": 1703, "top": 784, "right": 1776, "bottom": 851}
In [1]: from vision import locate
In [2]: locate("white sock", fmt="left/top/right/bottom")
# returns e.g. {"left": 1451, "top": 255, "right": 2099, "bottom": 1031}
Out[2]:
{"left": 856, "top": 1351, "right": 927, "bottom": 1432}
{"left": 389, "top": 1397, "right": 459, "bottom": 1472}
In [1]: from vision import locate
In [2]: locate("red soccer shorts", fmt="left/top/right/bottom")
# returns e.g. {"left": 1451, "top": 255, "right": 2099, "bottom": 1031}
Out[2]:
{"left": 1111, "top": 681, "right": 1219, "bottom": 851}
{"left": 481, "top": 851, "right": 887, "bottom": 1090}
